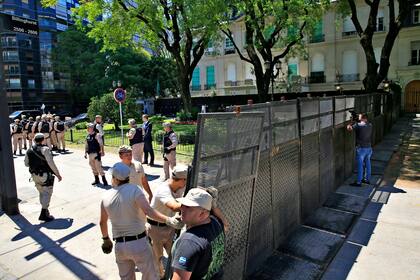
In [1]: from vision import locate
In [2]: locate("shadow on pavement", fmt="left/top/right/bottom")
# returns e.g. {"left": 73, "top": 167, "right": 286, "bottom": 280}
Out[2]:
{"left": 9, "top": 214, "right": 99, "bottom": 279}
{"left": 94, "top": 183, "right": 112, "bottom": 190}
{"left": 146, "top": 174, "right": 160, "bottom": 181}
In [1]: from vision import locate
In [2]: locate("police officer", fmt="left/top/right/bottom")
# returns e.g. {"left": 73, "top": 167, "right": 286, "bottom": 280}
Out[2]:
{"left": 11, "top": 119, "right": 23, "bottom": 155}
{"left": 126, "top": 119, "right": 144, "bottom": 162}
{"left": 21, "top": 115, "right": 29, "bottom": 150}
{"left": 24, "top": 133, "right": 63, "bottom": 222}
{"left": 99, "top": 162, "right": 183, "bottom": 280}
{"left": 38, "top": 114, "right": 52, "bottom": 149}
{"left": 142, "top": 114, "right": 154, "bottom": 166}
{"left": 32, "top": 116, "right": 41, "bottom": 136}
{"left": 94, "top": 115, "right": 105, "bottom": 142}
{"left": 54, "top": 115, "right": 67, "bottom": 152}
{"left": 49, "top": 114, "right": 58, "bottom": 151}
{"left": 25, "top": 117, "right": 34, "bottom": 146}
{"left": 85, "top": 123, "right": 108, "bottom": 186}
{"left": 162, "top": 122, "right": 178, "bottom": 181}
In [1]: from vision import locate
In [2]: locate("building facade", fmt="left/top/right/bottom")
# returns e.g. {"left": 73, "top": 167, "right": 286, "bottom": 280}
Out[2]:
{"left": 192, "top": 0, "right": 420, "bottom": 111}
{"left": 1, "top": 0, "right": 77, "bottom": 113}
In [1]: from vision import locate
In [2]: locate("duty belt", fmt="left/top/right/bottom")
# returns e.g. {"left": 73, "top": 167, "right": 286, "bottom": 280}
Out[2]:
{"left": 113, "top": 231, "right": 146, "bottom": 243}
{"left": 147, "top": 218, "right": 167, "bottom": 227}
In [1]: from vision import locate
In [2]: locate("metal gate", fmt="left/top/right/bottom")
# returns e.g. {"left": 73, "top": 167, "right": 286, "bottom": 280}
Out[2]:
{"left": 334, "top": 96, "right": 346, "bottom": 187}
{"left": 319, "top": 97, "right": 334, "bottom": 204}
{"left": 191, "top": 112, "right": 265, "bottom": 280}
{"left": 299, "top": 98, "right": 320, "bottom": 219}
{"left": 270, "top": 101, "right": 300, "bottom": 248}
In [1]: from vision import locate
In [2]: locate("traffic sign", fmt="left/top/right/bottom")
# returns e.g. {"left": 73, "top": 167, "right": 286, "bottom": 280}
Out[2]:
{"left": 113, "top": 88, "right": 126, "bottom": 103}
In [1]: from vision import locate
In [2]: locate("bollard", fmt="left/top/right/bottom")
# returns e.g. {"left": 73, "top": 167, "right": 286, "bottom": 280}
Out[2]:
{"left": 70, "top": 129, "right": 74, "bottom": 142}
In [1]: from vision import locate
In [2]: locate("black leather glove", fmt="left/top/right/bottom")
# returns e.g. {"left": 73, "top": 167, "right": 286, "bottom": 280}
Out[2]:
{"left": 101, "top": 237, "right": 113, "bottom": 254}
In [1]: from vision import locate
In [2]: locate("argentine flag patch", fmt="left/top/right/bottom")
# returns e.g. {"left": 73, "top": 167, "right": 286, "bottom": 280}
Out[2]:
{"left": 179, "top": 256, "right": 187, "bottom": 265}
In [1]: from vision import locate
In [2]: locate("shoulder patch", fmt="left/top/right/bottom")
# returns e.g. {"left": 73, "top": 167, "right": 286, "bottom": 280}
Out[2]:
{"left": 178, "top": 256, "right": 187, "bottom": 265}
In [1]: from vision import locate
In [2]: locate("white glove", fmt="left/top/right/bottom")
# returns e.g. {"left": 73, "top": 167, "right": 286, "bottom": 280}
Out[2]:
{"left": 165, "top": 216, "right": 184, "bottom": 229}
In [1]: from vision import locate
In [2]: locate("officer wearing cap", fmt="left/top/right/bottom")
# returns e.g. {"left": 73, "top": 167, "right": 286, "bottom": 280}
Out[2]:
{"left": 54, "top": 115, "right": 67, "bottom": 152}
{"left": 25, "top": 117, "right": 35, "bottom": 144}
{"left": 38, "top": 114, "right": 52, "bottom": 149}
{"left": 20, "top": 115, "right": 29, "bottom": 150}
{"left": 171, "top": 188, "right": 225, "bottom": 280}
{"left": 24, "top": 133, "right": 63, "bottom": 222}
{"left": 126, "top": 119, "right": 144, "bottom": 162}
{"left": 118, "top": 145, "right": 153, "bottom": 202}
{"left": 162, "top": 122, "right": 178, "bottom": 181}
{"left": 11, "top": 119, "right": 23, "bottom": 155}
{"left": 49, "top": 114, "right": 58, "bottom": 151}
{"left": 94, "top": 115, "right": 105, "bottom": 143}
{"left": 147, "top": 165, "right": 188, "bottom": 279}
{"left": 85, "top": 123, "right": 107, "bottom": 186}
{"left": 32, "top": 116, "right": 41, "bottom": 136}
{"left": 99, "top": 162, "right": 184, "bottom": 280}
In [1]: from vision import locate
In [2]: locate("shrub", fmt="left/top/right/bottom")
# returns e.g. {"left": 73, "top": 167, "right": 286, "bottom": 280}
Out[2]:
{"left": 75, "top": 122, "right": 87, "bottom": 130}
{"left": 176, "top": 110, "right": 192, "bottom": 121}
{"left": 149, "top": 115, "right": 166, "bottom": 125}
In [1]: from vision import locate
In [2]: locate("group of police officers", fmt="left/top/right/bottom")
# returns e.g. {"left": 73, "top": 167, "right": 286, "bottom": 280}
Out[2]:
{"left": 11, "top": 113, "right": 68, "bottom": 156}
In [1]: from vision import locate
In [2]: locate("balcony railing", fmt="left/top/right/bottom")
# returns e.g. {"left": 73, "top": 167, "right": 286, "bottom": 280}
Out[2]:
{"left": 342, "top": 30, "right": 357, "bottom": 37}
{"left": 337, "top": 73, "right": 360, "bottom": 82}
{"left": 308, "top": 73, "right": 326, "bottom": 83}
{"left": 224, "top": 47, "right": 235, "bottom": 55}
{"left": 310, "top": 34, "right": 325, "bottom": 43}
{"left": 204, "top": 83, "right": 216, "bottom": 90}
{"left": 408, "top": 59, "right": 420, "bottom": 66}
{"left": 224, "top": 80, "right": 255, "bottom": 87}
{"left": 190, "top": 85, "right": 201, "bottom": 91}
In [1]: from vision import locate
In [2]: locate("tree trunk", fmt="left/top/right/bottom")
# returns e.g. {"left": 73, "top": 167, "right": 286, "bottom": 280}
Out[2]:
{"left": 179, "top": 73, "right": 192, "bottom": 114}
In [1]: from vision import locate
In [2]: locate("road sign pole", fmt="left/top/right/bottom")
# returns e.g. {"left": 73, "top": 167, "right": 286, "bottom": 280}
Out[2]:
{"left": 119, "top": 102, "right": 124, "bottom": 145}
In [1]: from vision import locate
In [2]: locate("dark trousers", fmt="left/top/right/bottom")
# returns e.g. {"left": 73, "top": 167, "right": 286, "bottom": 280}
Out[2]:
{"left": 143, "top": 141, "right": 154, "bottom": 164}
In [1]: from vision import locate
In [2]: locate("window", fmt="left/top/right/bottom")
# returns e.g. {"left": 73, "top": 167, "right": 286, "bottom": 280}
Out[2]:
{"left": 343, "top": 16, "right": 356, "bottom": 36}
{"left": 191, "top": 68, "right": 200, "bottom": 90}
{"left": 3, "top": 51, "right": 19, "bottom": 61}
{"left": 1, "top": 36, "right": 17, "bottom": 47}
{"left": 377, "top": 10, "right": 384, "bottom": 31}
{"left": 27, "top": 65, "right": 34, "bottom": 74}
{"left": 206, "top": 66, "right": 215, "bottom": 89}
{"left": 6, "top": 78, "right": 21, "bottom": 88}
{"left": 21, "top": 0, "right": 29, "bottom": 4}
{"left": 410, "top": 41, "right": 420, "bottom": 65}
{"left": 226, "top": 63, "right": 236, "bottom": 82}
{"left": 4, "top": 64, "right": 20, "bottom": 74}
{"left": 310, "top": 53, "right": 325, "bottom": 83}
{"left": 224, "top": 36, "right": 235, "bottom": 54}
{"left": 413, "top": 8, "right": 420, "bottom": 24}
{"left": 341, "top": 50, "right": 359, "bottom": 81}
{"left": 28, "top": 79, "right": 35, "bottom": 89}
{"left": 311, "top": 21, "right": 324, "bottom": 43}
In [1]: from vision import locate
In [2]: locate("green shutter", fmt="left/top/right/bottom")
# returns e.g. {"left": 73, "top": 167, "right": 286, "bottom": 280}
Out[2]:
{"left": 206, "top": 66, "right": 215, "bottom": 86}
{"left": 288, "top": 64, "right": 298, "bottom": 79}
{"left": 192, "top": 68, "right": 200, "bottom": 86}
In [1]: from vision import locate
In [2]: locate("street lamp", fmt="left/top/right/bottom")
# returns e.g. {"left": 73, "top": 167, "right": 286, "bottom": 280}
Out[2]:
{"left": 264, "top": 61, "right": 282, "bottom": 101}
{"left": 383, "top": 79, "right": 390, "bottom": 92}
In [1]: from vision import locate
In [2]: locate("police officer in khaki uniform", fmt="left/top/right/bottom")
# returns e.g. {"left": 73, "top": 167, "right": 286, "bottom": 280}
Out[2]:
{"left": 99, "top": 162, "right": 184, "bottom": 280}
{"left": 20, "top": 115, "right": 29, "bottom": 150}
{"left": 162, "top": 122, "right": 178, "bottom": 181}
{"left": 126, "top": 119, "right": 144, "bottom": 162}
{"left": 117, "top": 145, "right": 153, "bottom": 202}
{"left": 85, "top": 123, "right": 108, "bottom": 186}
{"left": 11, "top": 119, "right": 23, "bottom": 155}
{"left": 32, "top": 116, "right": 41, "bottom": 136}
{"left": 24, "top": 133, "right": 63, "bottom": 222}
{"left": 25, "top": 117, "right": 35, "bottom": 144}
{"left": 49, "top": 114, "right": 58, "bottom": 151}
{"left": 38, "top": 114, "right": 52, "bottom": 149}
{"left": 54, "top": 115, "right": 67, "bottom": 152}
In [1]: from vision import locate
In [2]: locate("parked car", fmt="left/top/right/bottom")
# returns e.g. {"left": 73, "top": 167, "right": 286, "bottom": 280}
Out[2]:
{"left": 65, "top": 113, "right": 88, "bottom": 128}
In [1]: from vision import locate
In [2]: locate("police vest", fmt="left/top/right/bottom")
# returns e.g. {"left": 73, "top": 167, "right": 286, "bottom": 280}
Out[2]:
{"left": 27, "top": 121, "right": 34, "bottom": 132}
{"left": 86, "top": 133, "right": 100, "bottom": 153}
{"left": 21, "top": 120, "right": 28, "bottom": 131}
{"left": 163, "top": 130, "right": 176, "bottom": 152}
{"left": 56, "top": 122, "right": 65, "bottom": 132}
{"left": 40, "top": 121, "right": 50, "bottom": 133}
{"left": 14, "top": 124, "right": 23, "bottom": 134}
{"left": 129, "top": 127, "right": 143, "bottom": 146}
{"left": 26, "top": 145, "right": 53, "bottom": 175}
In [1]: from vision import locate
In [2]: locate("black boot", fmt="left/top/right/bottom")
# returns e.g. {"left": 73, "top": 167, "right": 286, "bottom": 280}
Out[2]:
{"left": 19, "top": 149, "right": 23, "bottom": 155}
{"left": 102, "top": 176, "right": 108, "bottom": 186}
{"left": 39, "top": 208, "right": 54, "bottom": 222}
{"left": 13, "top": 151, "right": 16, "bottom": 155}
{"left": 92, "top": 175, "right": 100, "bottom": 185}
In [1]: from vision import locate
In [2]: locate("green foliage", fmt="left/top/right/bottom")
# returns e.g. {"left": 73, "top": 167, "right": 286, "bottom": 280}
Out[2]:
{"left": 176, "top": 110, "right": 193, "bottom": 121}
{"left": 149, "top": 115, "right": 166, "bottom": 125}
{"left": 75, "top": 122, "right": 87, "bottom": 130}
{"left": 87, "top": 90, "right": 140, "bottom": 128}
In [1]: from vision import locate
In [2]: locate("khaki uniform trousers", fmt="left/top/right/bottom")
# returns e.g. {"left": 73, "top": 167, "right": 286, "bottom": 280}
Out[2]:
{"left": 131, "top": 143, "right": 144, "bottom": 162}
{"left": 27, "top": 132, "right": 34, "bottom": 145}
{"left": 12, "top": 133, "right": 23, "bottom": 152}
{"left": 22, "top": 131, "right": 28, "bottom": 148}
{"left": 31, "top": 173, "right": 54, "bottom": 209}
{"left": 43, "top": 133, "right": 52, "bottom": 149}
{"left": 50, "top": 131, "right": 58, "bottom": 147}
{"left": 88, "top": 153, "right": 104, "bottom": 176}
{"left": 163, "top": 150, "right": 176, "bottom": 180}
{"left": 56, "top": 132, "right": 66, "bottom": 150}
{"left": 147, "top": 224, "right": 175, "bottom": 278}
{"left": 114, "top": 237, "right": 159, "bottom": 280}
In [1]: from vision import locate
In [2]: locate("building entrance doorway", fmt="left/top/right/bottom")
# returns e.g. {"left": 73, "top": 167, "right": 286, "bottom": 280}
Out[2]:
{"left": 405, "top": 80, "right": 420, "bottom": 112}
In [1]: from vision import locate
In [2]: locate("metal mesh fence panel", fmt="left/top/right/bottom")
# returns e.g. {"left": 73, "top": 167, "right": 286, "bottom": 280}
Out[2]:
{"left": 299, "top": 98, "right": 320, "bottom": 220}
{"left": 191, "top": 112, "right": 264, "bottom": 280}
{"left": 334, "top": 127, "right": 345, "bottom": 188}
{"left": 319, "top": 128, "right": 334, "bottom": 204}
{"left": 344, "top": 97, "right": 355, "bottom": 178}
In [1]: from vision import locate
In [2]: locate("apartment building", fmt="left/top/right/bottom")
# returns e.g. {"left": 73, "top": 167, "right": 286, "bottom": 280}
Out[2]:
{"left": 192, "top": 0, "right": 420, "bottom": 111}
{"left": 1, "top": 0, "right": 78, "bottom": 113}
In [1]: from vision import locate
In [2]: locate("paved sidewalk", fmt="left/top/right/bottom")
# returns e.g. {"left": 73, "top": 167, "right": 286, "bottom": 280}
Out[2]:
{"left": 0, "top": 148, "right": 169, "bottom": 280}
{"left": 323, "top": 115, "right": 420, "bottom": 280}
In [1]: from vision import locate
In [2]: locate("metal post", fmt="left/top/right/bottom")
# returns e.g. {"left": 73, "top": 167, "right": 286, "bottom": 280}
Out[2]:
{"left": 271, "top": 74, "right": 274, "bottom": 101}
{"left": 119, "top": 102, "right": 124, "bottom": 145}
{"left": 70, "top": 129, "right": 73, "bottom": 142}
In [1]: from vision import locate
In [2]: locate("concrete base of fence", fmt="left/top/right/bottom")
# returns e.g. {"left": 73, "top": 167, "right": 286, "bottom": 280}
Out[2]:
{"left": 304, "top": 208, "right": 357, "bottom": 235}
{"left": 323, "top": 193, "right": 368, "bottom": 215}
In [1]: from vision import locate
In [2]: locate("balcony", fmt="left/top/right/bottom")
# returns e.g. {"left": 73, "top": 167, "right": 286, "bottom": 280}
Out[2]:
{"left": 310, "top": 34, "right": 325, "bottom": 43}
{"left": 204, "top": 84, "right": 216, "bottom": 90}
{"left": 190, "top": 85, "right": 202, "bottom": 91}
{"left": 342, "top": 30, "right": 357, "bottom": 37}
{"left": 408, "top": 59, "right": 420, "bottom": 66}
{"left": 337, "top": 73, "right": 360, "bottom": 82}
{"left": 308, "top": 72, "right": 326, "bottom": 83}
{"left": 224, "top": 47, "right": 235, "bottom": 55}
{"left": 224, "top": 80, "right": 255, "bottom": 87}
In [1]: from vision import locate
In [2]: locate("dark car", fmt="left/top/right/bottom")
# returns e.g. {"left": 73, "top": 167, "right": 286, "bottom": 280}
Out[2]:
{"left": 9, "top": 110, "right": 42, "bottom": 122}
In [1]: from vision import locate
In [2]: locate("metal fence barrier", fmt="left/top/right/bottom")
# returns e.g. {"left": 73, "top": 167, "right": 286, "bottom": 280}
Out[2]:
{"left": 189, "top": 92, "right": 400, "bottom": 280}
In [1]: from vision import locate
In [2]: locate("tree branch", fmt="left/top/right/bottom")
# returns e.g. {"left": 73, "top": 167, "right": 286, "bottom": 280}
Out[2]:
{"left": 273, "top": 20, "right": 306, "bottom": 62}
{"left": 221, "top": 29, "right": 252, "bottom": 63}
{"left": 348, "top": 0, "right": 364, "bottom": 36}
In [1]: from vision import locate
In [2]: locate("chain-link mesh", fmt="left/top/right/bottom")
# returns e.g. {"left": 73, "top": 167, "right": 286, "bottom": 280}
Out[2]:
{"left": 319, "top": 128, "right": 334, "bottom": 204}
{"left": 334, "top": 126, "right": 345, "bottom": 188}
